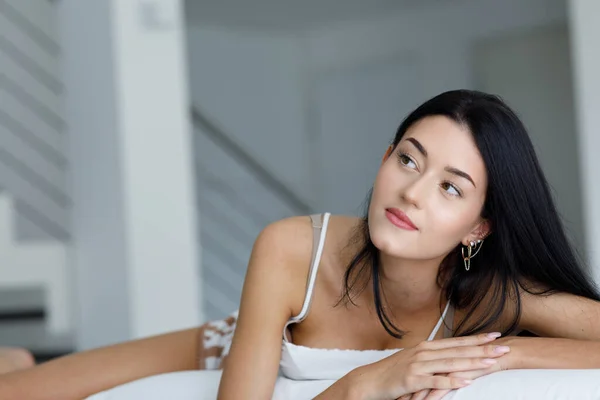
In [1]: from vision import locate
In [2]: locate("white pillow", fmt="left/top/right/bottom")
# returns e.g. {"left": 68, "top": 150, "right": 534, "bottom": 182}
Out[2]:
{"left": 446, "top": 369, "right": 600, "bottom": 400}
{"left": 86, "top": 369, "right": 600, "bottom": 400}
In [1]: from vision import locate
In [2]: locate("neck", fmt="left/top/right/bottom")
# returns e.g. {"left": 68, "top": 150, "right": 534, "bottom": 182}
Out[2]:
{"left": 374, "top": 252, "right": 447, "bottom": 316}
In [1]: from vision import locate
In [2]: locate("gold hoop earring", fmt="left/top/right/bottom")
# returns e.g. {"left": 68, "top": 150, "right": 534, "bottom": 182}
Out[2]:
{"left": 462, "top": 239, "right": 484, "bottom": 271}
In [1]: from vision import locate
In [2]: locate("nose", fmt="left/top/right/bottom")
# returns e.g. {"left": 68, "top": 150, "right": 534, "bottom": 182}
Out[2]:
{"left": 401, "top": 175, "right": 429, "bottom": 209}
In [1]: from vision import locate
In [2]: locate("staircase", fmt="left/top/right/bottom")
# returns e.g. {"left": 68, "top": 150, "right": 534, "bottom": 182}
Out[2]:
{"left": 0, "top": 0, "right": 72, "bottom": 359}
{"left": 192, "top": 108, "right": 313, "bottom": 321}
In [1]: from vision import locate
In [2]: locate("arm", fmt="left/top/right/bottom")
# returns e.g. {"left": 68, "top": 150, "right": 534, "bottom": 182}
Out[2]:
{"left": 0, "top": 327, "right": 202, "bottom": 400}
{"left": 217, "top": 217, "right": 311, "bottom": 399}
{"left": 414, "top": 291, "right": 600, "bottom": 400}
{"left": 498, "top": 336, "right": 600, "bottom": 369}
{"left": 501, "top": 290, "right": 600, "bottom": 369}
{"left": 314, "top": 334, "right": 508, "bottom": 400}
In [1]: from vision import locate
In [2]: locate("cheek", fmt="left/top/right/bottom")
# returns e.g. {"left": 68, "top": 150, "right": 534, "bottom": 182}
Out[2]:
{"left": 373, "top": 162, "right": 405, "bottom": 197}
{"left": 427, "top": 201, "right": 482, "bottom": 240}
{"left": 370, "top": 167, "right": 394, "bottom": 205}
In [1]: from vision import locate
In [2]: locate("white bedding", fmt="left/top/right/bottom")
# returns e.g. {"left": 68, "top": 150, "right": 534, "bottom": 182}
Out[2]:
{"left": 86, "top": 371, "right": 222, "bottom": 400}
{"left": 446, "top": 369, "right": 600, "bottom": 400}
{"left": 87, "top": 369, "right": 600, "bottom": 400}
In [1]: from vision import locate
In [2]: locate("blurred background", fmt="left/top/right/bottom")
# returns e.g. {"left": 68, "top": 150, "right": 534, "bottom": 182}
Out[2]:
{"left": 0, "top": 0, "right": 598, "bottom": 363}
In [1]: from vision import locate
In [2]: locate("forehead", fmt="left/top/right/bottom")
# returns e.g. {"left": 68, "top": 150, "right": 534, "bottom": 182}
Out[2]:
{"left": 400, "top": 116, "right": 487, "bottom": 187}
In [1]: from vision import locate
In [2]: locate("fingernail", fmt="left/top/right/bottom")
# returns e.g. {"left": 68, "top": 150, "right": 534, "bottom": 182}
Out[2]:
{"left": 461, "top": 379, "right": 473, "bottom": 385}
{"left": 486, "top": 332, "right": 501, "bottom": 339}
{"left": 494, "top": 346, "right": 510, "bottom": 354}
{"left": 482, "top": 358, "right": 497, "bottom": 365}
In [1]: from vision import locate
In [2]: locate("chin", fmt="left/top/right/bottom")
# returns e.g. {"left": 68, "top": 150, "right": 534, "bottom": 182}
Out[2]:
{"left": 369, "top": 226, "right": 413, "bottom": 257}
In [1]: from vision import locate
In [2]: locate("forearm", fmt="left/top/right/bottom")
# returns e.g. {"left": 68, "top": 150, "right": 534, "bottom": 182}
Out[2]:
{"left": 314, "top": 380, "right": 361, "bottom": 400}
{"left": 0, "top": 327, "right": 201, "bottom": 400}
{"left": 314, "top": 369, "right": 369, "bottom": 400}
{"left": 507, "top": 337, "right": 600, "bottom": 369}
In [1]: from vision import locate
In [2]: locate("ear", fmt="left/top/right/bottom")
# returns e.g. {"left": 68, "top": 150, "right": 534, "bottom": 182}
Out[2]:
{"left": 462, "top": 219, "right": 491, "bottom": 246}
{"left": 382, "top": 145, "right": 394, "bottom": 164}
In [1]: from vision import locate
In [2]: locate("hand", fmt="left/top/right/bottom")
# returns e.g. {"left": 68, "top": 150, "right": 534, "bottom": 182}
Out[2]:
{"left": 398, "top": 365, "right": 500, "bottom": 400}
{"left": 347, "top": 332, "right": 508, "bottom": 400}
{"left": 403, "top": 337, "right": 514, "bottom": 400}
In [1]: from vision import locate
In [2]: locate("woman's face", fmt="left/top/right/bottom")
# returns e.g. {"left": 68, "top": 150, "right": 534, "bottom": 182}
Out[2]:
{"left": 368, "top": 115, "right": 489, "bottom": 261}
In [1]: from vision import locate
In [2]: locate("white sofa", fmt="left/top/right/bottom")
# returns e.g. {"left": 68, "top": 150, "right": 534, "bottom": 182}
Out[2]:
{"left": 87, "top": 369, "right": 600, "bottom": 400}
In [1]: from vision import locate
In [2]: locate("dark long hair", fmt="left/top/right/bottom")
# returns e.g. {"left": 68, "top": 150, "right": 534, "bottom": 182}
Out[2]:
{"left": 339, "top": 89, "right": 600, "bottom": 338}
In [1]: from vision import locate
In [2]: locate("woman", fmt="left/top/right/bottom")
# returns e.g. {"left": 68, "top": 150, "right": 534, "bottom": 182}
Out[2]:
{"left": 1, "top": 90, "right": 600, "bottom": 400}
{"left": 218, "top": 89, "right": 600, "bottom": 399}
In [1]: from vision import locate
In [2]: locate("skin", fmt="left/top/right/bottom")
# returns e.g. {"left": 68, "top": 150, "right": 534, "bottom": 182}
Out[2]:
{"left": 0, "top": 328, "right": 202, "bottom": 399}
{"left": 0, "top": 348, "right": 35, "bottom": 374}
{"left": 219, "top": 115, "right": 600, "bottom": 399}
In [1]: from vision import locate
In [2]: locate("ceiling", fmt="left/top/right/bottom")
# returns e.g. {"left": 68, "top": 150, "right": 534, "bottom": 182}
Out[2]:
{"left": 184, "top": 0, "right": 444, "bottom": 31}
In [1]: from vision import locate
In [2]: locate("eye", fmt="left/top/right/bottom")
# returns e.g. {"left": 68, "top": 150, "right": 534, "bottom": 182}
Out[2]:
{"left": 440, "top": 181, "right": 462, "bottom": 197}
{"left": 397, "top": 152, "right": 417, "bottom": 170}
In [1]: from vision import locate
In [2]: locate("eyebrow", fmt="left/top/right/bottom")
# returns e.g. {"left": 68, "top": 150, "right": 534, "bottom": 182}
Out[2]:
{"left": 405, "top": 137, "right": 477, "bottom": 188}
{"left": 406, "top": 138, "right": 427, "bottom": 156}
{"left": 445, "top": 167, "right": 477, "bottom": 188}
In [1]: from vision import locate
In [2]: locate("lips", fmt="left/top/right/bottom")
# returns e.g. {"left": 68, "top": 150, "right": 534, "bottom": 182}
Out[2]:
{"left": 385, "top": 208, "right": 418, "bottom": 231}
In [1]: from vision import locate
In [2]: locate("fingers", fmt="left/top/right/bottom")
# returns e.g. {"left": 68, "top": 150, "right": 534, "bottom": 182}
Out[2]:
{"left": 446, "top": 365, "right": 499, "bottom": 381}
{"left": 417, "top": 374, "right": 472, "bottom": 391}
{"left": 424, "top": 389, "right": 452, "bottom": 400}
{"left": 422, "top": 367, "right": 500, "bottom": 400}
{"left": 417, "top": 355, "right": 503, "bottom": 374}
{"left": 416, "top": 343, "right": 511, "bottom": 362}
{"left": 411, "top": 389, "right": 431, "bottom": 400}
{"left": 416, "top": 332, "right": 501, "bottom": 351}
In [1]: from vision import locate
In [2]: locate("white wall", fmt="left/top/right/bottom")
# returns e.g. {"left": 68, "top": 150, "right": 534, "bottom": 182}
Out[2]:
{"left": 60, "top": 0, "right": 201, "bottom": 349}
{"left": 59, "top": 0, "right": 130, "bottom": 349}
{"left": 569, "top": 0, "right": 600, "bottom": 283}
{"left": 187, "top": 27, "right": 316, "bottom": 205}
{"left": 313, "top": 58, "right": 424, "bottom": 215}
{"left": 473, "top": 25, "right": 585, "bottom": 256}
{"left": 304, "top": 0, "right": 566, "bottom": 73}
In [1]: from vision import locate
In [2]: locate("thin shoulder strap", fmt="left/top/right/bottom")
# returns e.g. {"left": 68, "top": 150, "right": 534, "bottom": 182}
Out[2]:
{"left": 282, "top": 212, "right": 331, "bottom": 342}
{"left": 442, "top": 304, "right": 455, "bottom": 339}
{"left": 427, "top": 301, "right": 451, "bottom": 341}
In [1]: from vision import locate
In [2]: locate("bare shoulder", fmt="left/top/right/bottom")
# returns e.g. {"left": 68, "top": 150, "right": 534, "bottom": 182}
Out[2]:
{"left": 252, "top": 215, "right": 315, "bottom": 270}
{"left": 246, "top": 213, "right": 361, "bottom": 315}
{"left": 245, "top": 215, "right": 319, "bottom": 315}
{"left": 255, "top": 214, "right": 360, "bottom": 263}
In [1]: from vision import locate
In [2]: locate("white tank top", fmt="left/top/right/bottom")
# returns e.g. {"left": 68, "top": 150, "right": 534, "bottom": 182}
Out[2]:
{"left": 273, "top": 213, "right": 453, "bottom": 399}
